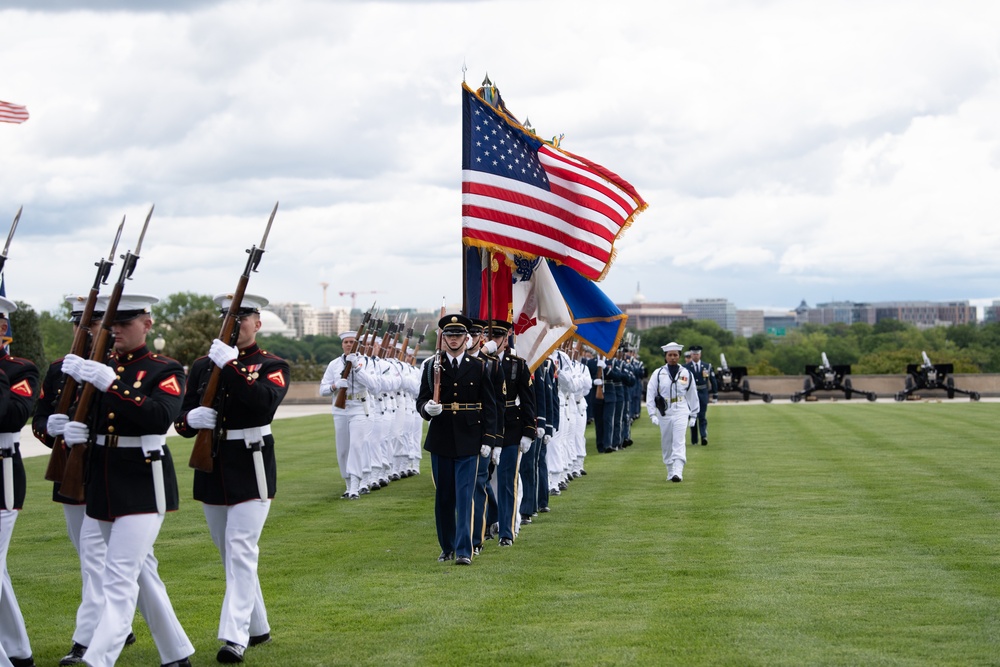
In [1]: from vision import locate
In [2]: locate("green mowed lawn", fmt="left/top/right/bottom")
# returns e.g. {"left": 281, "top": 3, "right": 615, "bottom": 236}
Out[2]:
{"left": 9, "top": 402, "right": 1000, "bottom": 666}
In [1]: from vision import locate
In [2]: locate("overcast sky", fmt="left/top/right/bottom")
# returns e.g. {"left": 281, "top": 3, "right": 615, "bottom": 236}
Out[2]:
{"left": 3, "top": 0, "right": 1000, "bottom": 319}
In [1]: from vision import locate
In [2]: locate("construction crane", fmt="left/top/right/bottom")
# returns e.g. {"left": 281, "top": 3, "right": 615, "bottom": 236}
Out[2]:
{"left": 339, "top": 290, "right": 381, "bottom": 310}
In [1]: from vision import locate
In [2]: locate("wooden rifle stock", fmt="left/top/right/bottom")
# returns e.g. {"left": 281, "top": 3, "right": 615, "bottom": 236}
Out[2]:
{"left": 432, "top": 300, "right": 445, "bottom": 403}
{"left": 190, "top": 201, "right": 276, "bottom": 473}
{"left": 595, "top": 358, "right": 605, "bottom": 400}
{"left": 58, "top": 211, "right": 144, "bottom": 501}
{"left": 44, "top": 312, "right": 94, "bottom": 483}
{"left": 189, "top": 273, "right": 247, "bottom": 473}
{"left": 333, "top": 309, "right": 372, "bottom": 410}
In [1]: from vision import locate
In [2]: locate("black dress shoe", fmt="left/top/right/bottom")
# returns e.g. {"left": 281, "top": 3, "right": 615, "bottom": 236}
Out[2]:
{"left": 580, "top": 469, "right": 587, "bottom": 475}
{"left": 455, "top": 556, "right": 472, "bottom": 565}
{"left": 701, "top": 439, "right": 708, "bottom": 446}
{"left": 473, "top": 544, "right": 482, "bottom": 555}
{"left": 125, "top": 631, "right": 137, "bottom": 646}
{"left": 437, "top": 551, "right": 455, "bottom": 562}
{"left": 217, "top": 641, "right": 246, "bottom": 663}
{"left": 520, "top": 515, "right": 532, "bottom": 525}
{"left": 248, "top": 632, "right": 272, "bottom": 647}
{"left": 160, "top": 658, "right": 192, "bottom": 667}
{"left": 498, "top": 537, "right": 513, "bottom": 547}
{"left": 538, "top": 506, "right": 551, "bottom": 513}
{"left": 59, "top": 643, "right": 87, "bottom": 666}
{"left": 670, "top": 475, "right": 682, "bottom": 482}
{"left": 10, "top": 656, "right": 36, "bottom": 667}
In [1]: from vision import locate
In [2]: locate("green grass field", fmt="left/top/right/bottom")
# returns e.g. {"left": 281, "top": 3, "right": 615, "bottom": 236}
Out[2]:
{"left": 8, "top": 402, "right": 1000, "bottom": 666}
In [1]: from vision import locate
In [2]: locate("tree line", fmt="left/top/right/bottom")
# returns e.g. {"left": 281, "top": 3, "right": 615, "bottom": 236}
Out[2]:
{"left": 20, "top": 292, "right": 1000, "bottom": 381}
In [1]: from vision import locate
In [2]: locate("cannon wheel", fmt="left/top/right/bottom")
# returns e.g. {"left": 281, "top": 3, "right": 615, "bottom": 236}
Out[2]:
{"left": 971, "top": 391, "right": 981, "bottom": 402}
{"left": 946, "top": 377, "right": 955, "bottom": 400}
{"left": 866, "top": 392, "right": 877, "bottom": 402}
{"left": 763, "top": 393, "right": 773, "bottom": 404}
{"left": 894, "top": 392, "right": 905, "bottom": 402}
{"left": 791, "top": 393, "right": 802, "bottom": 403}
{"left": 844, "top": 377, "right": 853, "bottom": 400}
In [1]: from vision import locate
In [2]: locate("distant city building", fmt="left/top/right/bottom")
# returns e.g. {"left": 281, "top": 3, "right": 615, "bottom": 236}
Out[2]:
{"left": 763, "top": 312, "right": 798, "bottom": 336}
{"left": 736, "top": 310, "right": 764, "bottom": 337}
{"left": 258, "top": 309, "right": 296, "bottom": 338}
{"left": 267, "top": 302, "right": 318, "bottom": 339}
{"left": 799, "top": 300, "right": 974, "bottom": 329}
{"left": 316, "top": 307, "right": 352, "bottom": 337}
{"left": 615, "top": 283, "right": 687, "bottom": 331}
{"left": 683, "top": 298, "right": 738, "bottom": 334}
{"left": 984, "top": 301, "right": 1000, "bottom": 324}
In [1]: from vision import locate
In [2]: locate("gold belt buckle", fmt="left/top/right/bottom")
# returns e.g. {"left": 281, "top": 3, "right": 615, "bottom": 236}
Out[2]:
{"left": 107, "top": 434, "right": 119, "bottom": 448}
{"left": 450, "top": 402, "right": 460, "bottom": 411}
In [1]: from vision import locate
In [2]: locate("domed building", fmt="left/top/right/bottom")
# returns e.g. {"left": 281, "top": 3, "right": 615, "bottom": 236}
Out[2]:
{"left": 259, "top": 308, "right": 296, "bottom": 338}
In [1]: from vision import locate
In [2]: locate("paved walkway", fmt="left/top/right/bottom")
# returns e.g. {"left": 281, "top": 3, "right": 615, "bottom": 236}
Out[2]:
{"left": 18, "top": 403, "right": 331, "bottom": 460}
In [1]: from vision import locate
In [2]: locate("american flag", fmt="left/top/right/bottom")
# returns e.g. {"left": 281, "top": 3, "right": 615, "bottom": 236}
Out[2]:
{"left": 0, "top": 100, "right": 29, "bottom": 124}
{"left": 461, "top": 83, "right": 646, "bottom": 281}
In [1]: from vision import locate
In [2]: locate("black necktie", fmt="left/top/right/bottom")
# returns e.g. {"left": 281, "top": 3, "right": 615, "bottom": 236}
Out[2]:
{"left": 452, "top": 358, "right": 459, "bottom": 371}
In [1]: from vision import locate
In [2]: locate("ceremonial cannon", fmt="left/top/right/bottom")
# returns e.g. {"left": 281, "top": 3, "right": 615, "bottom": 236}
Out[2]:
{"left": 894, "top": 351, "right": 980, "bottom": 402}
{"left": 714, "top": 353, "right": 773, "bottom": 403}
{"left": 791, "top": 352, "right": 876, "bottom": 402}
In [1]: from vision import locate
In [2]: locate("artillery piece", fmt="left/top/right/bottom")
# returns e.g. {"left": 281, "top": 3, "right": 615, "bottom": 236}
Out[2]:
{"left": 894, "top": 351, "right": 980, "bottom": 402}
{"left": 791, "top": 352, "right": 876, "bottom": 402}
{"left": 714, "top": 353, "right": 773, "bottom": 403}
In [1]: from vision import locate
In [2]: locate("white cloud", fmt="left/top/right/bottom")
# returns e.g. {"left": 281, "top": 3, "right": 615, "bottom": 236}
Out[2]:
{"left": 2, "top": 0, "right": 1000, "bottom": 318}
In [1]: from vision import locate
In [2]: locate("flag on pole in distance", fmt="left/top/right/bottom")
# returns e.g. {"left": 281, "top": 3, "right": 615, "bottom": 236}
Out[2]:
{"left": 461, "top": 82, "right": 646, "bottom": 281}
{"left": 511, "top": 256, "right": 575, "bottom": 372}
{"left": 0, "top": 100, "right": 29, "bottom": 124}
{"left": 547, "top": 261, "right": 627, "bottom": 358}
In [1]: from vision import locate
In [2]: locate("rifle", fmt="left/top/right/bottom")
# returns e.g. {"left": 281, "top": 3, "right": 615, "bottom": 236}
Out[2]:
{"left": 595, "top": 355, "right": 605, "bottom": 400}
{"left": 45, "top": 217, "right": 126, "bottom": 483}
{"left": 189, "top": 202, "right": 278, "bottom": 473}
{"left": 59, "top": 206, "right": 154, "bottom": 501}
{"left": 333, "top": 305, "right": 374, "bottom": 409}
{"left": 397, "top": 321, "right": 413, "bottom": 361}
{"left": 432, "top": 297, "right": 445, "bottom": 403}
{"left": 408, "top": 324, "right": 428, "bottom": 364}
{"left": 0, "top": 206, "right": 22, "bottom": 278}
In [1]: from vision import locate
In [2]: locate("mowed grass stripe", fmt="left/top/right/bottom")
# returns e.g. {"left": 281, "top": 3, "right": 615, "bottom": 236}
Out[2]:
{"left": 9, "top": 405, "right": 1000, "bottom": 666}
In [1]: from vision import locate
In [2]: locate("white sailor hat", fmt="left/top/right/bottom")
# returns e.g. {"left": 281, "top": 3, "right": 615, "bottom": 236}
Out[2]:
{"left": 339, "top": 330, "right": 357, "bottom": 340}
{"left": 0, "top": 296, "right": 16, "bottom": 318}
{"left": 661, "top": 341, "right": 684, "bottom": 353}
{"left": 97, "top": 293, "right": 158, "bottom": 323}
{"left": 214, "top": 293, "right": 268, "bottom": 315}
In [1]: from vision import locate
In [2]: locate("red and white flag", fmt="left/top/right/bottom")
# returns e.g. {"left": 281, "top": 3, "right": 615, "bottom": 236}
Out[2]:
{"left": 0, "top": 100, "right": 29, "bottom": 124}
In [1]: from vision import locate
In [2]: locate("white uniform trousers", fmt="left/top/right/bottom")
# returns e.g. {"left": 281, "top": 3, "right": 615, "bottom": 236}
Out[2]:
{"left": 204, "top": 500, "right": 271, "bottom": 647}
{"left": 64, "top": 506, "right": 113, "bottom": 646}
{"left": 0, "top": 508, "right": 30, "bottom": 667}
{"left": 658, "top": 412, "right": 688, "bottom": 479}
{"left": 84, "top": 514, "right": 193, "bottom": 667}
{"left": 333, "top": 405, "right": 369, "bottom": 489}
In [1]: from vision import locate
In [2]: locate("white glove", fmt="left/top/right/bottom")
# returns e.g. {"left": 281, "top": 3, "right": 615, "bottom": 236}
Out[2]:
{"left": 483, "top": 340, "right": 498, "bottom": 355}
{"left": 47, "top": 413, "right": 69, "bottom": 436}
{"left": 491, "top": 447, "right": 502, "bottom": 466}
{"left": 480, "top": 444, "right": 491, "bottom": 458}
{"left": 345, "top": 353, "right": 361, "bottom": 366}
{"left": 335, "top": 378, "right": 350, "bottom": 390}
{"left": 424, "top": 400, "right": 443, "bottom": 416}
{"left": 63, "top": 421, "right": 90, "bottom": 447}
{"left": 519, "top": 436, "right": 532, "bottom": 453}
{"left": 650, "top": 415, "right": 660, "bottom": 426}
{"left": 688, "top": 416, "right": 697, "bottom": 428}
{"left": 62, "top": 353, "right": 85, "bottom": 382}
{"left": 593, "top": 378, "right": 603, "bottom": 386}
{"left": 543, "top": 433, "right": 552, "bottom": 445}
{"left": 597, "top": 357, "right": 606, "bottom": 368}
{"left": 80, "top": 360, "right": 116, "bottom": 392}
{"left": 186, "top": 406, "right": 218, "bottom": 430}
{"left": 209, "top": 338, "right": 239, "bottom": 368}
